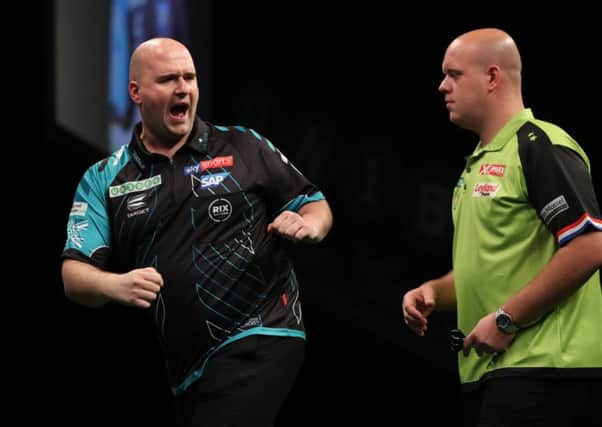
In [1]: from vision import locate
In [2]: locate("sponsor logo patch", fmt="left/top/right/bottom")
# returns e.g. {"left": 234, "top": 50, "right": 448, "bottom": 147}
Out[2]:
{"left": 201, "top": 155, "right": 233, "bottom": 171}
{"left": 126, "top": 192, "right": 150, "bottom": 218}
{"left": 70, "top": 202, "right": 88, "bottom": 217}
{"left": 127, "top": 193, "right": 147, "bottom": 211}
{"left": 184, "top": 156, "right": 234, "bottom": 176}
{"left": 201, "top": 172, "right": 230, "bottom": 189}
{"left": 184, "top": 164, "right": 200, "bottom": 175}
{"left": 67, "top": 219, "right": 89, "bottom": 248}
{"left": 540, "top": 195, "right": 569, "bottom": 225}
{"left": 240, "top": 316, "right": 262, "bottom": 329}
{"left": 479, "top": 164, "right": 506, "bottom": 177}
{"left": 109, "top": 175, "right": 162, "bottom": 198}
{"left": 208, "top": 198, "right": 232, "bottom": 222}
{"left": 472, "top": 182, "right": 501, "bottom": 197}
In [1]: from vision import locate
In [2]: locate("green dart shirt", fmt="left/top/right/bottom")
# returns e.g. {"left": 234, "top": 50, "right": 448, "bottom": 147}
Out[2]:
{"left": 452, "top": 109, "right": 602, "bottom": 387}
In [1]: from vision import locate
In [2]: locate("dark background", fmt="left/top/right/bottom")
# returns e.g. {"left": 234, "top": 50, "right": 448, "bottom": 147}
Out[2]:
{"left": 32, "top": 3, "right": 600, "bottom": 426}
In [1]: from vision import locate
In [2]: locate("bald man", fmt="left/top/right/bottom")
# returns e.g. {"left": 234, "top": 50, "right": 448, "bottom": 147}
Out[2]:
{"left": 126, "top": 38, "right": 200, "bottom": 157}
{"left": 402, "top": 28, "right": 601, "bottom": 426}
{"left": 61, "top": 37, "right": 333, "bottom": 427}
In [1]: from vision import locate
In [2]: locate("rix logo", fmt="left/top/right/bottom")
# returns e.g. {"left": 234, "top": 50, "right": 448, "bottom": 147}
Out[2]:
{"left": 208, "top": 198, "right": 232, "bottom": 222}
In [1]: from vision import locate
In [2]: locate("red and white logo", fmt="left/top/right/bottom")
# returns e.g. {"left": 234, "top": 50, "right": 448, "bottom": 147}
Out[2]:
{"left": 201, "top": 155, "right": 234, "bottom": 171}
{"left": 473, "top": 182, "right": 501, "bottom": 197}
{"left": 479, "top": 164, "right": 506, "bottom": 177}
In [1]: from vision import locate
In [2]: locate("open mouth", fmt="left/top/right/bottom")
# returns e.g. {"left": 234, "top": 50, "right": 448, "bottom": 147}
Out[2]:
{"left": 170, "top": 102, "right": 189, "bottom": 120}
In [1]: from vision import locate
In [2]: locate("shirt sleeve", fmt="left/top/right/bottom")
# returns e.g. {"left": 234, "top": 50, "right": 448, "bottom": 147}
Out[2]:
{"left": 62, "top": 161, "right": 112, "bottom": 268}
{"left": 249, "top": 129, "right": 326, "bottom": 216}
{"left": 518, "top": 124, "right": 602, "bottom": 246}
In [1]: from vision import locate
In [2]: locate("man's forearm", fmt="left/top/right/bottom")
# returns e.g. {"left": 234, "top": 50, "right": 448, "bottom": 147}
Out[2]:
{"left": 430, "top": 270, "right": 457, "bottom": 311}
{"left": 62, "top": 259, "right": 115, "bottom": 308}
{"left": 504, "top": 231, "right": 602, "bottom": 326}
{"left": 298, "top": 199, "right": 333, "bottom": 242}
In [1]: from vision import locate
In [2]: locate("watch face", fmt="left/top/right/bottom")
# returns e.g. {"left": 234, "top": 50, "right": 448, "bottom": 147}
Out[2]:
{"left": 496, "top": 309, "right": 516, "bottom": 333}
{"left": 497, "top": 314, "right": 510, "bottom": 329}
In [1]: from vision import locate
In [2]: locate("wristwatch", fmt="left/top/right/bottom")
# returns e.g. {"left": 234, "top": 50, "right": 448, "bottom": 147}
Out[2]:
{"left": 495, "top": 308, "right": 519, "bottom": 334}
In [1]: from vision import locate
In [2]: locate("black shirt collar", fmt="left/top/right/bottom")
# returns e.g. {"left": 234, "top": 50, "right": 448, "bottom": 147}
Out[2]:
{"left": 128, "top": 117, "right": 211, "bottom": 168}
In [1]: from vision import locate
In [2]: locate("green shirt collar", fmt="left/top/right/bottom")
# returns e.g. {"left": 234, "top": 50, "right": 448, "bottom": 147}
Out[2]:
{"left": 474, "top": 108, "right": 534, "bottom": 155}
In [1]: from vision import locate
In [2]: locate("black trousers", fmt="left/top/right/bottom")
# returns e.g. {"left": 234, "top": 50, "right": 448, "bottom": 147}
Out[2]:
{"left": 462, "top": 376, "right": 600, "bottom": 427}
{"left": 174, "top": 335, "right": 305, "bottom": 427}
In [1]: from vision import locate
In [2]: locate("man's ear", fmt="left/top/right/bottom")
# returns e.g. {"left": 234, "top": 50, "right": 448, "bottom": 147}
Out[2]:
{"left": 129, "top": 81, "right": 141, "bottom": 104}
{"left": 487, "top": 65, "right": 501, "bottom": 90}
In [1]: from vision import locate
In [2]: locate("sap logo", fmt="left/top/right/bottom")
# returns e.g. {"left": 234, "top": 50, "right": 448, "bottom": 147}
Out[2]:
{"left": 201, "top": 172, "right": 230, "bottom": 189}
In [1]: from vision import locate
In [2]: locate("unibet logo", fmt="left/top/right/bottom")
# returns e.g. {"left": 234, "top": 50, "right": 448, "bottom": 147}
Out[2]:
{"left": 109, "top": 175, "right": 162, "bottom": 198}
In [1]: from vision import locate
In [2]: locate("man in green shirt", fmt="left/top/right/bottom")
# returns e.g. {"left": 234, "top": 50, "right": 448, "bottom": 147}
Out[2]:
{"left": 402, "top": 28, "right": 602, "bottom": 427}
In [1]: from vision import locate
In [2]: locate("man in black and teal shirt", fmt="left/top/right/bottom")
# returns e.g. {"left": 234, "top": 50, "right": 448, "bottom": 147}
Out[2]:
{"left": 62, "top": 37, "right": 333, "bottom": 427}
{"left": 402, "top": 28, "right": 601, "bottom": 427}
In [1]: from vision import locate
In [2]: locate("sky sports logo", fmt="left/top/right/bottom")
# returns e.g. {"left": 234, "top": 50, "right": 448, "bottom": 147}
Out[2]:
{"left": 109, "top": 175, "right": 162, "bottom": 198}
{"left": 184, "top": 156, "right": 234, "bottom": 176}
